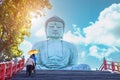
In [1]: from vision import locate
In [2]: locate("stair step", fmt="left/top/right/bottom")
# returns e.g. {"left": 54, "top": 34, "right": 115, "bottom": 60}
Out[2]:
{"left": 12, "top": 70, "right": 120, "bottom": 80}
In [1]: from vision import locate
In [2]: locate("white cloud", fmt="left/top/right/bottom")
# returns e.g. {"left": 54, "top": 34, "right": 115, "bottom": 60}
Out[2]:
{"left": 84, "top": 3, "right": 120, "bottom": 46}
{"left": 35, "top": 28, "right": 46, "bottom": 40}
{"left": 63, "top": 24, "right": 85, "bottom": 44}
{"left": 72, "top": 24, "right": 82, "bottom": 36}
{"left": 31, "top": 16, "right": 48, "bottom": 40}
{"left": 19, "top": 40, "right": 33, "bottom": 59}
{"left": 89, "top": 45, "right": 119, "bottom": 59}
{"left": 31, "top": 16, "right": 46, "bottom": 30}
{"left": 63, "top": 31, "right": 84, "bottom": 44}
{"left": 89, "top": 46, "right": 102, "bottom": 59}
{"left": 104, "top": 46, "right": 119, "bottom": 57}
{"left": 80, "top": 51, "right": 86, "bottom": 58}
{"left": 64, "top": 3, "right": 120, "bottom": 48}
{"left": 78, "top": 51, "right": 87, "bottom": 64}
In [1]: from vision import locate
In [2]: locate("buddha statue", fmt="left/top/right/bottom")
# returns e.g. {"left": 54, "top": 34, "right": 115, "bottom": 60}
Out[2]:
{"left": 32, "top": 16, "right": 78, "bottom": 70}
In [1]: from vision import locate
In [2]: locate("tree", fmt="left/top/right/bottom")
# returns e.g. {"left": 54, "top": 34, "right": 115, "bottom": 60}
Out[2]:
{"left": 0, "top": 0, "right": 52, "bottom": 61}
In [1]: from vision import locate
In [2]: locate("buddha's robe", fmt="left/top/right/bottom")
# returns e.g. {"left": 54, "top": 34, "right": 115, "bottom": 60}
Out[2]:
{"left": 32, "top": 40, "right": 78, "bottom": 70}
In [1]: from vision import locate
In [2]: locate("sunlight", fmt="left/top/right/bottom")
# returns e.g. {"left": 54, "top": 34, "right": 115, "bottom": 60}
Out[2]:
{"left": 29, "top": 11, "right": 48, "bottom": 37}
{"left": 30, "top": 12, "right": 38, "bottom": 19}
{"left": 30, "top": 10, "right": 45, "bottom": 19}
{"left": 30, "top": 11, "right": 47, "bottom": 27}
{"left": 30, "top": 11, "right": 42, "bottom": 28}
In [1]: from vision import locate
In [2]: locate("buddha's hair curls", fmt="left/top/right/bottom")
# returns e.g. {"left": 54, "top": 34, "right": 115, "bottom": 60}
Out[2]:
{"left": 45, "top": 16, "right": 65, "bottom": 28}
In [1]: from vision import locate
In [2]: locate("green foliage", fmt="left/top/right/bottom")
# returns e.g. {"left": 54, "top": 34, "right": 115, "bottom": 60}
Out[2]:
{"left": 0, "top": 0, "right": 51, "bottom": 61}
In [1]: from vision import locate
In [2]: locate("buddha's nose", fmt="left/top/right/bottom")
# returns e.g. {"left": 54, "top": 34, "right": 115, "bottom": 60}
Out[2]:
{"left": 53, "top": 26, "right": 58, "bottom": 30}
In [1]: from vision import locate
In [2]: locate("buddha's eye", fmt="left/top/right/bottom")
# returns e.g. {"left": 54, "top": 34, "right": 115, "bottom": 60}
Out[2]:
{"left": 57, "top": 26, "right": 62, "bottom": 28}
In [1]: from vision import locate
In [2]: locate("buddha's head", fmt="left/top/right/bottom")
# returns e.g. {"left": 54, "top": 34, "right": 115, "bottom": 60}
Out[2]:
{"left": 45, "top": 16, "right": 65, "bottom": 39}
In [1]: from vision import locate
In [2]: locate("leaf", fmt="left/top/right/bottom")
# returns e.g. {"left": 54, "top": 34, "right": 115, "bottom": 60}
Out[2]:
{"left": 0, "top": 0, "right": 52, "bottom": 60}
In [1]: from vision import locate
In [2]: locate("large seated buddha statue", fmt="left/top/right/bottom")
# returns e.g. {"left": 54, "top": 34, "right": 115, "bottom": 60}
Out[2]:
{"left": 32, "top": 16, "right": 78, "bottom": 70}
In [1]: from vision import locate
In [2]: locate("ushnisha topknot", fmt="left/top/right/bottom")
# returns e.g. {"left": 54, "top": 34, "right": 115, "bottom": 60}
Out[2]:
{"left": 45, "top": 16, "right": 65, "bottom": 27}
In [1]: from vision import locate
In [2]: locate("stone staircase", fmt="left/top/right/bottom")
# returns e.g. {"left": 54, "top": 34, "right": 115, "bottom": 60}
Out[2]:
{"left": 12, "top": 70, "right": 120, "bottom": 80}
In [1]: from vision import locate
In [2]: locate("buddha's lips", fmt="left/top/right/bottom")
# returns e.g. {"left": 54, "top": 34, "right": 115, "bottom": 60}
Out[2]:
{"left": 52, "top": 31, "right": 58, "bottom": 34}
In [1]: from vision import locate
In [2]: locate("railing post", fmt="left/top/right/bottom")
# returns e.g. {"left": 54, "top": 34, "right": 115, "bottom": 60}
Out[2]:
{"left": 112, "top": 62, "right": 115, "bottom": 71}
{"left": 21, "top": 58, "right": 25, "bottom": 70}
{"left": 0, "top": 63, "right": 6, "bottom": 80}
{"left": 10, "top": 61, "right": 13, "bottom": 78}
{"left": 103, "top": 58, "right": 107, "bottom": 70}
{"left": 5, "top": 61, "right": 13, "bottom": 79}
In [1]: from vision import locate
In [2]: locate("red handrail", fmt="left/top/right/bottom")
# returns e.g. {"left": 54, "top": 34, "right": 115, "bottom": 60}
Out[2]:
{"left": 0, "top": 63, "right": 6, "bottom": 80}
{"left": 0, "top": 58, "right": 25, "bottom": 80}
{"left": 99, "top": 59, "right": 120, "bottom": 73}
{"left": 12, "top": 63, "right": 17, "bottom": 74}
{"left": 5, "top": 61, "right": 13, "bottom": 79}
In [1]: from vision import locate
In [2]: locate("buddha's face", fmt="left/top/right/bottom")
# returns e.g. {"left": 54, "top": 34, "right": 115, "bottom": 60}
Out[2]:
{"left": 46, "top": 21, "right": 64, "bottom": 39}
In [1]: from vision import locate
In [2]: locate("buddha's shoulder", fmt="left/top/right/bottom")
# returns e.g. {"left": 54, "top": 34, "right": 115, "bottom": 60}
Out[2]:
{"left": 62, "top": 40, "right": 75, "bottom": 47}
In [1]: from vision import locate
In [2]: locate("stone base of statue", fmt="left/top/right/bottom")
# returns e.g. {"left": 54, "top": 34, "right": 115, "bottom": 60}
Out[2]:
{"left": 36, "top": 64, "right": 91, "bottom": 70}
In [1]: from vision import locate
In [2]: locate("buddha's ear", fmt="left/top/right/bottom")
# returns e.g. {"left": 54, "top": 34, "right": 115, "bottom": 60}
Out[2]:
{"left": 45, "top": 29, "right": 48, "bottom": 38}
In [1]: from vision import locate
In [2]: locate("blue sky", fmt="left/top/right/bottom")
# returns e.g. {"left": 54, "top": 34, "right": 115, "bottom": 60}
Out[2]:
{"left": 19, "top": 0, "right": 120, "bottom": 70}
